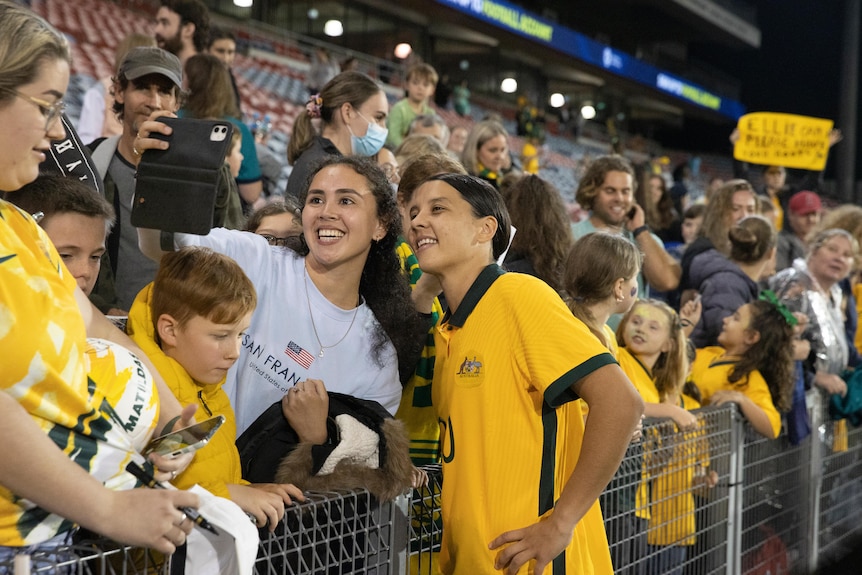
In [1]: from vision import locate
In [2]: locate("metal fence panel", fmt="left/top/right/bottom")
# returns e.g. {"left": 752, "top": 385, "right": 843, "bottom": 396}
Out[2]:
{"left": 0, "top": 537, "right": 169, "bottom": 574}
{"left": 254, "top": 490, "right": 395, "bottom": 575}
{"left": 739, "top": 425, "right": 811, "bottom": 575}
{"left": 404, "top": 465, "right": 441, "bottom": 575}
{"left": 5, "top": 404, "right": 862, "bottom": 575}
{"left": 601, "top": 406, "right": 735, "bottom": 575}
{"left": 404, "top": 406, "right": 740, "bottom": 575}
{"left": 817, "top": 418, "right": 862, "bottom": 567}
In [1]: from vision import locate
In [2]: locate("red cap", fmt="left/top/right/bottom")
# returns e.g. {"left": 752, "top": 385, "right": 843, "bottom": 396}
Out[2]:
{"left": 788, "top": 191, "right": 822, "bottom": 215}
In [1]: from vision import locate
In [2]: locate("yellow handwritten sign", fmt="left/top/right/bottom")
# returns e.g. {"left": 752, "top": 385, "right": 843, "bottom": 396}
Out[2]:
{"left": 734, "top": 112, "right": 833, "bottom": 171}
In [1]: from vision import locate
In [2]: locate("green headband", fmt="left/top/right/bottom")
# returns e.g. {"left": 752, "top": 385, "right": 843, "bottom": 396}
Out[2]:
{"left": 758, "top": 290, "right": 798, "bottom": 327}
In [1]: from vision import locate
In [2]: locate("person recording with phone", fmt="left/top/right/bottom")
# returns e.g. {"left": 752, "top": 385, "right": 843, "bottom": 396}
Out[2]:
{"left": 571, "top": 155, "right": 681, "bottom": 327}
{"left": 0, "top": 2, "right": 198, "bottom": 555}
{"left": 87, "top": 46, "right": 185, "bottom": 315}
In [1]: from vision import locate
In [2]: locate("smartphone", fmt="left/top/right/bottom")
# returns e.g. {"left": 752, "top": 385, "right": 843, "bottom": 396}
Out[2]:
{"left": 627, "top": 206, "right": 637, "bottom": 220}
{"left": 144, "top": 415, "right": 225, "bottom": 459}
{"left": 132, "top": 117, "right": 235, "bottom": 235}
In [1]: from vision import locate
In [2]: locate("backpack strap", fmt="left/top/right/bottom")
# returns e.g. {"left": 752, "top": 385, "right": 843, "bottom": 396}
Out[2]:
{"left": 39, "top": 114, "right": 106, "bottom": 195}
{"left": 89, "top": 135, "right": 121, "bottom": 180}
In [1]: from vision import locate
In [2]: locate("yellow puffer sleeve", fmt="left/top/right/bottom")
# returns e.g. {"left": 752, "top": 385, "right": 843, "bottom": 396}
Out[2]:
{"left": 127, "top": 284, "right": 247, "bottom": 497}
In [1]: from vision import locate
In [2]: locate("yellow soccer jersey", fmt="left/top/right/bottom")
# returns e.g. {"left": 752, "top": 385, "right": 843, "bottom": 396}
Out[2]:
{"left": 0, "top": 201, "right": 142, "bottom": 545}
{"left": 578, "top": 325, "right": 618, "bottom": 418}
{"left": 395, "top": 239, "right": 445, "bottom": 465}
{"left": 646, "top": 394, "right": 704, "bottom": 547}
{"left": 690, "top": 347, "right": 781, "bottom": 438}
{"left": 616, "top": 347, "right": 655, "bottom": 521}
{"left": 433, "top": 265, "right": 616, "bottom": 575}
{"left": 617, "top": 347, "right": 660, "bottom": 404}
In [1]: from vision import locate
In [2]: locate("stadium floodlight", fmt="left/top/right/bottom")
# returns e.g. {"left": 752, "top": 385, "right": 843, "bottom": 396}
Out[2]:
{"left": 394, "top": 43, "right": 412, "bottom": 59}
{"left": 500, "top": 77, "right": 517, "bottom": 94}
{"left": 580, "top": 103, "right": 596, "bottom": 119}
{"left": 549, "top": 93, "right": 565, "bottom": 108}
{"left": 324, "top": 19, "right": 343, "bottom": 37}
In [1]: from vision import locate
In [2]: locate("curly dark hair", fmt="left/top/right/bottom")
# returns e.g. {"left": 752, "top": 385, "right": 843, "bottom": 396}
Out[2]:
{"left": 575, "top": 154, "right": 636, "bottom": 211}
{"left": 728, "top": 299, "right": 794, "bottom": 412}
{"left": 295, "top": 155, "right": 424, "bottom": 382}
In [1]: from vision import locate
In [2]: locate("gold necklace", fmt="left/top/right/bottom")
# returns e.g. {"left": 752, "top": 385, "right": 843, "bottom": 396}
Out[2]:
{"left": 303, "top": 267, "right": 360, "bottom": 358}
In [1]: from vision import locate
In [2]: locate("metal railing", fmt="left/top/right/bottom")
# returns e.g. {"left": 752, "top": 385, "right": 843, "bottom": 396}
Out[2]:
{"left": 404, "top": 402, "right": 862, "bottom": 575}
{"left": 3, "top": 402, "right": 861, "bottom": 574}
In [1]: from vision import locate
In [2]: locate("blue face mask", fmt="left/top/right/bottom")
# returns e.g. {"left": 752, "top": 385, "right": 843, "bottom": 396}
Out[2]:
{"left": 349, "top": 110, "right": 388, "bottom": 157}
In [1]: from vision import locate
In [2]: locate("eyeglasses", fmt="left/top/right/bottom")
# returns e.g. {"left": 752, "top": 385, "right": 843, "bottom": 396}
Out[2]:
{"left": 259, "top": 233, "right": 292, "bottom": 247}
{"left": 1, "top": 88, "right": 66, "bottom": 132}
{"left": 379, "top": 163, "right": 399, "bottom": 181}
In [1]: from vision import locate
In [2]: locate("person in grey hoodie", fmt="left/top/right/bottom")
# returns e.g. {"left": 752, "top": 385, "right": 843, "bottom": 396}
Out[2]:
{"left": 689, "top": 216, "right": 776, "bottom": 347}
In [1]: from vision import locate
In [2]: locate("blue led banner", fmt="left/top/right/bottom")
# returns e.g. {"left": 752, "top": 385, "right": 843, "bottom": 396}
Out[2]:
{"left": 437, "top": 0, "right": 746, "bottom": 120}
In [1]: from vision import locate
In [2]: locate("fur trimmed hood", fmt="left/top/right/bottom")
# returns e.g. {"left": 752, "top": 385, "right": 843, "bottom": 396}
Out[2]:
{"left": 236, "top": 393, "right": 413, "bottom": 502}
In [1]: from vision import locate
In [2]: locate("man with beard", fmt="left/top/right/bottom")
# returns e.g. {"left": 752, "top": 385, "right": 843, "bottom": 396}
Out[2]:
{"left": 87, "top": 47, "right": 183, "bottom": 314}
{"left": 572, "top": 155, "right": 681, "bottom": 326}
{"left": 153, "top": 0, "right": 210, "bottom": 65}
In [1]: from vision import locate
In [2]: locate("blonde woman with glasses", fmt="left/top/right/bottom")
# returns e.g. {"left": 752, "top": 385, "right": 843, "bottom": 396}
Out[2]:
{"left": 0, "top": 0, "right": 199, "bottom": 556}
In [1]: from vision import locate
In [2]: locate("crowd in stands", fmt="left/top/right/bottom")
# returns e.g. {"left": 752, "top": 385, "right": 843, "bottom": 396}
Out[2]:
{"left": 2, "top": 0, "right": 862, "bottom": 573}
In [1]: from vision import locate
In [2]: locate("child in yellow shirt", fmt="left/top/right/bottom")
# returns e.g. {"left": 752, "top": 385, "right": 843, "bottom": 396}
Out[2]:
{"left": 690, "top": 297, "right": 795, "bottom": 439}
{"left": 127, "top": 247, "right": 305, "bottom": 529}
{"left": 616, "top": 299, "right": 707, "bottom": 574}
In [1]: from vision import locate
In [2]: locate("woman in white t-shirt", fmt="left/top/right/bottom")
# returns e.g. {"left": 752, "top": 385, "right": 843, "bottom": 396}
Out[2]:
{"left": 139, "top": 154, "right": 423, "bottom": 435}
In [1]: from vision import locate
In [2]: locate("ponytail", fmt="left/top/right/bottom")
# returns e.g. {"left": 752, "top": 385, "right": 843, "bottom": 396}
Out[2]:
{"left": 287, "top": 112, "right": 316, "bottom": 164}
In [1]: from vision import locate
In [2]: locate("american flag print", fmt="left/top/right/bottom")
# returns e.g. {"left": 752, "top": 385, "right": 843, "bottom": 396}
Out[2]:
{"left": 285, "top": 341, "right": 314, "bottom": 369}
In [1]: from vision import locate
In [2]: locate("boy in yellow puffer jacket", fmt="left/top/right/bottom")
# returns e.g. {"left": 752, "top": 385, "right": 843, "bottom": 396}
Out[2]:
{"left": 127, "top": 246, "right": 304, "bottom": 530}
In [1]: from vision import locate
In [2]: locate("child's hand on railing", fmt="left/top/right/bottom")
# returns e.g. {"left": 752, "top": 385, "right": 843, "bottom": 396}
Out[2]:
{"left": 692, "top": 467, "right": 719, "bottom": 497}
{"left": 668, "top": 403, "right": 698, "bottom": 431}
{"left": 630, "top": 415, "right": 644, "bottom": 443}
{"left": 410, "top": 466, "right": 428, "bottom": 489}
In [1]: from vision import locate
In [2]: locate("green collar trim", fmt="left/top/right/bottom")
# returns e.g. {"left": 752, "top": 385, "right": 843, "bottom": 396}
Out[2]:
{"left": 444, "top": 264, "right": 506, "bottom": 328}
{"left": 631, "top": 353, "right": 653, "bottom": 379}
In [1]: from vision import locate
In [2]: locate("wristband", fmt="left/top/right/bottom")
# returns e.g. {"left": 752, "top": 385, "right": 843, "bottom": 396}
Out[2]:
{"left": 632, "top": 225, "right": 650, "bottom": 238}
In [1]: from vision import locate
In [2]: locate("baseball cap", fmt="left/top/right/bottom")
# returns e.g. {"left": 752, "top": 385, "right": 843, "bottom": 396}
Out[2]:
{"left": 788, "top": 190, "right": 822, "bottom": 215}
{"left": 119, "top": 47, "right": 183, "bottom": 88}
